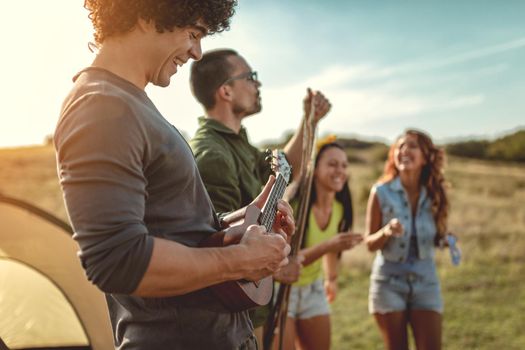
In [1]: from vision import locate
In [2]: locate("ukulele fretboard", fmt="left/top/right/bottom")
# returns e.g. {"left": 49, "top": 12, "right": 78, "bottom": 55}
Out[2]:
{"left": 260, "top": 174, "right": 288, "bottom": 231}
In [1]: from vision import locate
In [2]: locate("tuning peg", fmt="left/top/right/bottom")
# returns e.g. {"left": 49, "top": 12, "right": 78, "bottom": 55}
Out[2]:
{"left": 265, "top": 149, "right": 275, "bottom": 163}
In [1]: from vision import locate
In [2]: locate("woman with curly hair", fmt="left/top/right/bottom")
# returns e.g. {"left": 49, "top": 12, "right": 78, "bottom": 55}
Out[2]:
{"left": 281, "top": 139, "right": 363, "bottom": 350}
{"left": 55, "top": 1, "right": 296, "bottom": 349}
{"left": 365, "top": 129, "right": 449, "bottom": 350}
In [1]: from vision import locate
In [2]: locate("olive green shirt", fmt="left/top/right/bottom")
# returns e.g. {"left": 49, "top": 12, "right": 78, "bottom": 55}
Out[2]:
{"left": 190, "top": 117, "right": 272, "bottom": 213}
{"left": 190, "top": 117, "right": 273, "bottom": 328}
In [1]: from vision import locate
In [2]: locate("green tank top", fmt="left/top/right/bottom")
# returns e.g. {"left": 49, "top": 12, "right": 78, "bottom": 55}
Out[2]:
{"left": 295, "top": 201, "right": 343, "bottom": 286}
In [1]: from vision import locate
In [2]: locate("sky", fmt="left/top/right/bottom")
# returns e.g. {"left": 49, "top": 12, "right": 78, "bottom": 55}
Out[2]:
{"left": 0, "top": 0, "right": 524, "bottom": 148}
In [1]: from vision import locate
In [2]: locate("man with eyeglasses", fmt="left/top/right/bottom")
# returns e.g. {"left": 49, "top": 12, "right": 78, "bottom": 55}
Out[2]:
{"left": 189, "top": 48, "right": 331, "bottom": 344}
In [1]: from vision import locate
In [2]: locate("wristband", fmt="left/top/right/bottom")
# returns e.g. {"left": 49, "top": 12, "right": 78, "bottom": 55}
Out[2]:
{"left": 447, "top": 234, "right": 461, "bottom": 266}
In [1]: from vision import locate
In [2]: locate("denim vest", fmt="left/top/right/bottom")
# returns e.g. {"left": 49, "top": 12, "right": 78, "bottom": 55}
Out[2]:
{"left": 374, "top": 177, "right": 437, "bottom": 263}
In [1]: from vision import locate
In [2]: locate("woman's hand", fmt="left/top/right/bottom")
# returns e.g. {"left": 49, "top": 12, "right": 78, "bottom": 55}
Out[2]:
{"left": 324, "top": 278, "right": 338, "bottom": 303}
{"left": 327, "top": 231, "right": 363, "bottom": 253}
{"left": 383, "top": 218, "right": 404, "bottom": 238}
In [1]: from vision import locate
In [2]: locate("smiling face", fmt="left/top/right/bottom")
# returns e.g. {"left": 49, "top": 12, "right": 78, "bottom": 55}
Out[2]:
{"left": 146, "top": 20, "right": 208, "bottom": 87}
{"left": 314, "top": 146, "right": 349, "bottom": 193}
{"left": 393, "top": 133, "right": 426, "bottom": 173}
{"left": 226, "top": 55, "right": 262, "bottom": 117}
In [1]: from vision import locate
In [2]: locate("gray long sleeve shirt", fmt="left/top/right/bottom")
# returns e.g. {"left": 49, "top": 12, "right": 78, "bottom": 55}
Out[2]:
{"left": 54, "top": 68, "right": 253, "bottom": 349}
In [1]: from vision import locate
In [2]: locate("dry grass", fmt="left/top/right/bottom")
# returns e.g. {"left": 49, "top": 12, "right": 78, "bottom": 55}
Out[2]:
{"left": 335, "top": 152, "right": 525, "bottom": 350}
{"left": 0, "top": 146, "right": 67, "bottom": 220}
{"left": 1, "top": 145, "right": 524, "bottom": 349}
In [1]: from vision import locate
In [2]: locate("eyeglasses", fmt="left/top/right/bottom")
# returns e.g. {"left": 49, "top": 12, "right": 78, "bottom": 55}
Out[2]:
{"left": 222, "top": 71, "right": 258, "bottom": 85}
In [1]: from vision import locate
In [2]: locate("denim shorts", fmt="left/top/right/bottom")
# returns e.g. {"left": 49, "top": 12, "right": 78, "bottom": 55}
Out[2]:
{"left": 369, "top": 273, "right": 443, "bottom": 314}
{"left": 287, "top": 279, "right": 330, "bottom": 319}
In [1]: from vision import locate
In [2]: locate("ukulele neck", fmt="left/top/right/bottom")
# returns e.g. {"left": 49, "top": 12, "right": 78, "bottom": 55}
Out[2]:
{"left": 260, "top": 174, "right": 287, "bottom": 231}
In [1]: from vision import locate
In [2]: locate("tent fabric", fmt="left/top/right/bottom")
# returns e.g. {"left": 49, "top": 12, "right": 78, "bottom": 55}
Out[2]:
{"left": 0, "top": 195, "right": 113, "bottom": 350}
{"left": 1, "top": 336, "right": 8, "bottom": 350}
{"left": 0, "top": 259, "right": 87, "bottom": 348}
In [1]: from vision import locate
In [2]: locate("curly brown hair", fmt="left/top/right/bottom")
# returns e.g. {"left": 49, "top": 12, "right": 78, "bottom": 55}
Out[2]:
{"left": 84, "top": 0, "right": 237, "bottom": 45}
{"left": 380, "top": 129, "right": 449, "bottom": 239}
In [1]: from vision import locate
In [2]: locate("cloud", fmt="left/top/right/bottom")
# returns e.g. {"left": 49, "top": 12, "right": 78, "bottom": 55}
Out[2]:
{"left": 431, "top": 95, "right": 485, "bottom": 110}
{"left": 301, "top": 65, "right": 377, "bottom": 88}
{"left": 424, "top": 37, "right": 525, "bottom": 67}
{"left": 306, "top": 38, "right": 524, "bottom": 88}
{"left": 242, "top": 64, "right": 486, "bottom": 144}
{"left": 382, "top": 37, "right": 525, "bottom": 77}
{"left": 150, "top": 32, "right": 510, "bottom": 146}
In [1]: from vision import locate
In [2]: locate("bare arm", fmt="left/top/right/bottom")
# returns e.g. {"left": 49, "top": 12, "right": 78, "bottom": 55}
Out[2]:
{"left": 365, "top": 190, "right": 404, "bottom": 251}
{"left": 134, "top": 226, "right": 289, "bottom": 297}
{"left": 284, "top": 89, "right": 331, "bottom": 180}
{"left": 300, "top": 239, "right": 333, "bottom": 266}
{"left": 323, "top": 252, "right": 339, "bottom": 281}
{"left": 322, "top": 252, "right": 339, "bottom": 302}
{"left": 300, "top": 231, "right": 362, "bottom": 266}
{"left": 135, "top": 177, "right": 296, "bottom": 297}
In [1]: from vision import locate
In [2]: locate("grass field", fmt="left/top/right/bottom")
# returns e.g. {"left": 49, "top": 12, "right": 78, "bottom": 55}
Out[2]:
{"left": 1, "top": 145, "right": 524, "bottom": 349}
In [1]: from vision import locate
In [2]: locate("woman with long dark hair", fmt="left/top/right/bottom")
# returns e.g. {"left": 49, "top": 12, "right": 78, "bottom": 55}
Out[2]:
{"left": 365, "top": 129, "right": 449, "bottom": 350}
{"left": 281, "top": 138, "right": 363, "bottom": 350}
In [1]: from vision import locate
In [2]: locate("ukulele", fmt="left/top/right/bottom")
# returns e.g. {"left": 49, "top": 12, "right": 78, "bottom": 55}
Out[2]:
{"left": 264, "top": 97, "right": 317, "bottom": 350}
{"left": 199, "top": 150, "right": 291, "bottom": 311}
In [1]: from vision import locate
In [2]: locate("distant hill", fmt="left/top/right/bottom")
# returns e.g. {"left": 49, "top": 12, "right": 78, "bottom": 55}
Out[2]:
{"left": 336, "top": 137, "right": 385, "bottom": 150}
{"left": 336, "top": 137, "right": 389, "bottom": 163}
{"left": 261, "top": 133, "right": 389, "bottom": 164}
{"left": 262, "top": 128, "right": 525, "bottom": 164}
{"left": 446, "top": 128, "right": 525, "bottom": 162}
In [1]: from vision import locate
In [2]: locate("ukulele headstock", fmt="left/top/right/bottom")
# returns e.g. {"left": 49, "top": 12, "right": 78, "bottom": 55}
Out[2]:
{"left": 266, "top": 149, "right": 291, "bottom": 184}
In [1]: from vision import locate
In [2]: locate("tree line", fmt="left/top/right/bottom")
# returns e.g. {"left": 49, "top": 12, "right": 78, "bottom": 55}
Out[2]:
{"left": 445, "top": 129, "right": 525, "bottom": 162}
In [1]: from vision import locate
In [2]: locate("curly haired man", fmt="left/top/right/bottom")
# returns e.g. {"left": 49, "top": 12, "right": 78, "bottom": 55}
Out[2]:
{"left": 54, "top": 1, "right": 294, "bottom": 349}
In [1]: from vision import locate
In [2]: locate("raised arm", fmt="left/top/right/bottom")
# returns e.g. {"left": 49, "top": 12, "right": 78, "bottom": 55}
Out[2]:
{"left": 283, "top": 89, "right": 331, "bottom": 180}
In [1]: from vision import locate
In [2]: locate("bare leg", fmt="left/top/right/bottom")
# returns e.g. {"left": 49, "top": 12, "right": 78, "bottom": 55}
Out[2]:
{"left": 273, "top": 317, "right": 297, "bottom": 350}
{"left": 295, "top": 315, "right": 331, "bottom": 350}
{"left": 409, "top": 310, "right": 442, "bottom": 350}
{"left": 373, "top": 312, "right": 409, "bottom": 350}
